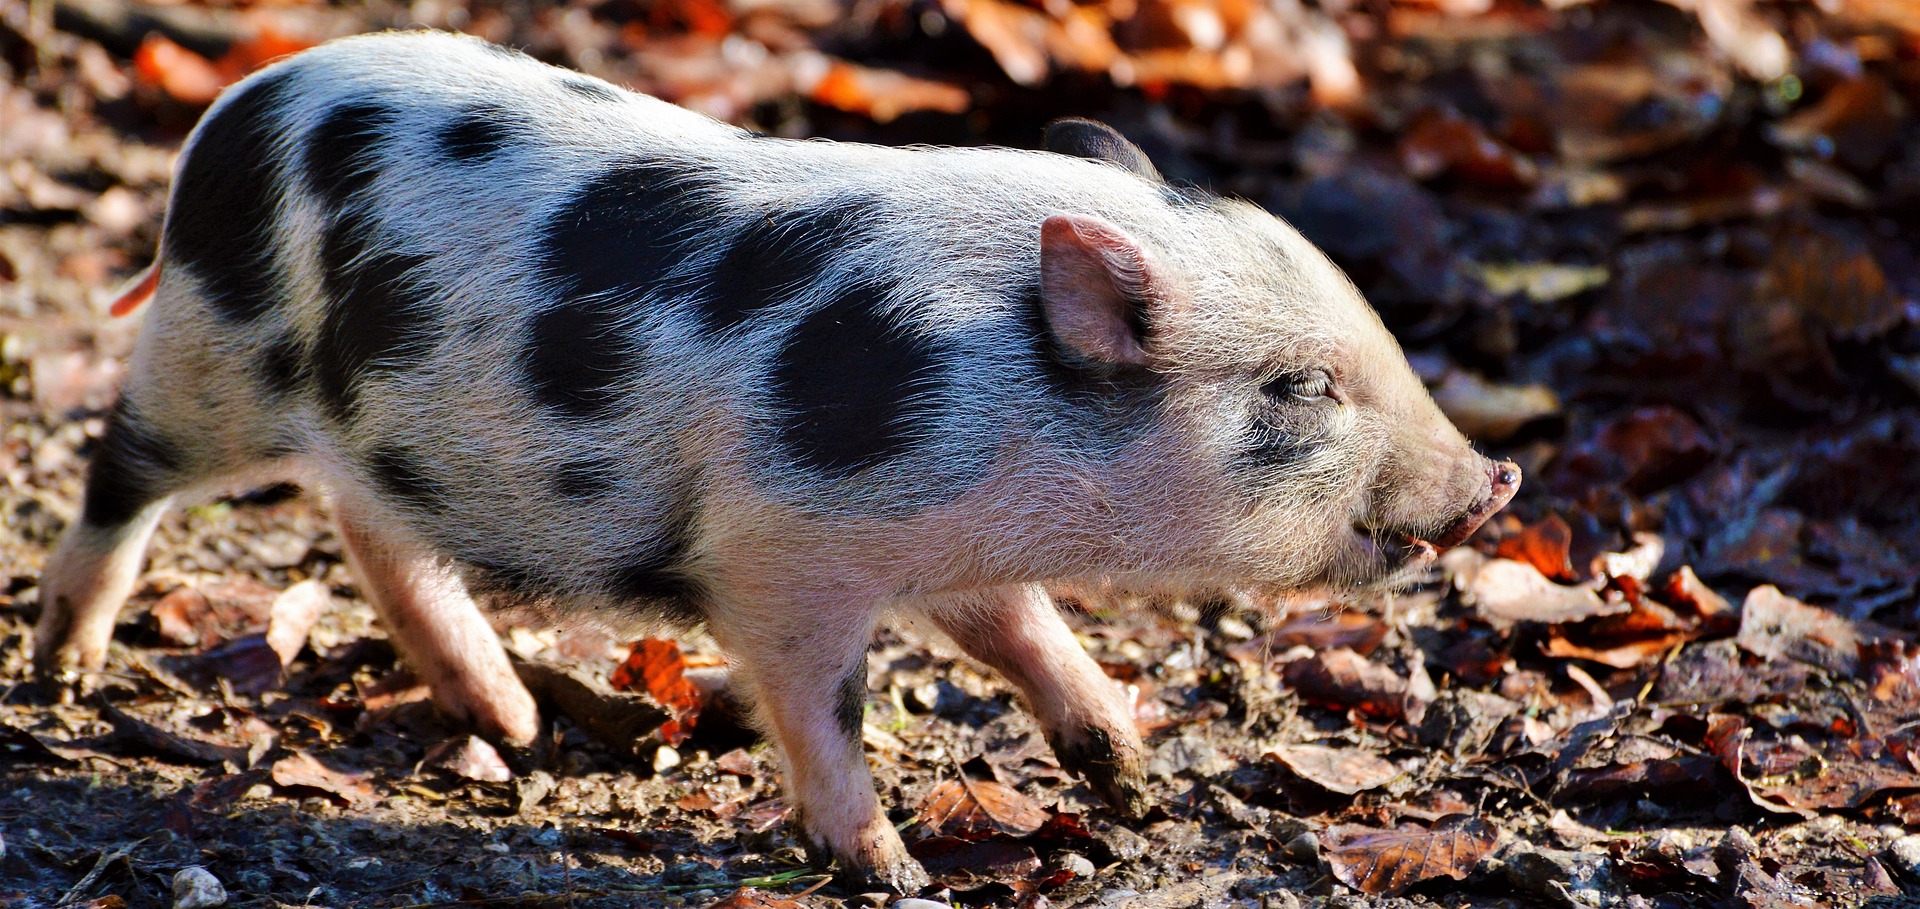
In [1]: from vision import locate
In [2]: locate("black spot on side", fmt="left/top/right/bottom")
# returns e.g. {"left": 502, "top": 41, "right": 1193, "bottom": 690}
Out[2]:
{"left": 312, "top": 209, "right": 436, "bottom": 420}
{"left": 560, "top": 77, "right": 623, "bottom": 103}
{"left": 305, "top": 102, "right": 398, "bottom": 210}
{"left": 699, "top": 198, "right": 873, "bottom": 333}
{"left": 80, "top": 399, "right": 183, "bottom": 528}
{"left": 771, "top": 282, "right": 943, "bottom": 475}
{"left": 607, "top": 507, "right": 702, "bottom": 611}
{"left": 439, "top": 105, "right": 518, "bottom": 161}
{"left": 522, "top": 299, "right": 636, "bottom": 420}
{"left": 552, "top": 459, "right": 618, "bottom": 499}
{"left": 365, "top": 444, "right": 445, "bottom": 513}
{"left": 539, "top": 160, "right": 715, "bottom": 307}
{"left": 834, "top": 666, "right": 867, "bottom": 740}
{"left": 257, "top": 336, "right": 304, "bottom": 397}
{"left": 163, "top": 70, "right": 294, "bottom": 323}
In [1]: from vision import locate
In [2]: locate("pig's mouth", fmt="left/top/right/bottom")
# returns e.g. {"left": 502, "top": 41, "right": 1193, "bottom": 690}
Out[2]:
{"left": 1346, "top": 460, "right": 1523, "bottom": 578}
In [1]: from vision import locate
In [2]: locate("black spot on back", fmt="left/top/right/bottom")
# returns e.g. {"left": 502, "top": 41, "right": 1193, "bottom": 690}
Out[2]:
{"left": 365, "top": 444, "right": 445, "bottom": 513}
{"left": 524, "top": 161, "right": 716, "bottom": 419}
{"left": 312, "top": 208, "right": 436, "bottom": 420}
{"left": 439, "top": 105, "right": 518, "bottom": 161}
{"left": 771, "top": 282, "right": 943, "bottom": 474}
{"left": 539, "top": 160, "right": 714, "bottom": 307}
{"left": 306, "top": 102, "right": 398, "bottom": 211}
{"left": 553, "top": 458, "right": 618, "bottom": 499}
{"left": 258, "top": 336, "right": 304, "bottom": 397}
{"left": 834, "top": 667, "right": 867, "bottom": 740}
{"left": 699, "top": 198, "right": 872, "bottom": 332}
{"left": 163, "top": 70, "right": 294, "bottom": 323}
{"left": 522, "top": 299, "right": 636, "bottom": 420}
{"left": 561, "top": 77, "right": 623, "bottom": 103}
{"left": 81, "top": 399, "right": 183, "bottom": 528}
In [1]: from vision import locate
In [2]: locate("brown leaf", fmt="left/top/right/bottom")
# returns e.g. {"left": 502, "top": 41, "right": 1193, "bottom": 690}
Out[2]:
{"left": 1266, "top": 744, "right": 1403, "bottom": 795}
{"left": 1465, "top": 559, "right": 1622, "bottom": 624}
{"left": 919, "top": 776, "right": 1050, "bottom": 839}
{"left": 518, "top": 660, "right": 670, "bottom": 757}
{"left": 1735, "top": 585, "right": 1864, "bottom": 676}
{"left": 422, "top": 735, "right": 513, "bottom": 783}
{"left": 1399, "top": 109, "right": 1537, "bottom": 188}
{"left": 98, "top": 701, "right": 247, "bottom": 766}
{"left": 704, "top": 888, "right": 805, "bottom": 909}
{"left": 1323, "top": 814, "right": 1501, "bottom": 896}
{"left": 1281, "top": 648, "right": 1420, "bottom": 722}
{"left": 1227, "top": 609, "right": 1387, "bottom": 663}
{"left": 265, "top": 579, "right": 328, "bottom": 667}
{"left": 271, "top": 751, "right": 375, "bottom": 808}
{"left": 1495, "top": 513, "right": 1577, "bottom": 582}
{"left": 133, "top": 35, "right": 226, "bottom": 105}
{"left": 612, "top": 639, "right": 705, "bottom": 745}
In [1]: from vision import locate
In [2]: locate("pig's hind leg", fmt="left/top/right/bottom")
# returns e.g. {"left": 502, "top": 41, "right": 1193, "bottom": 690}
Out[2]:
{"left": 922, "top": 584, "right": 1147, "bottom": 815}
{"left": 330, "top": 504, "right": 539, "bottom": 746}
{"left": 34, "top": 398, "right": 187, "bottom": 678}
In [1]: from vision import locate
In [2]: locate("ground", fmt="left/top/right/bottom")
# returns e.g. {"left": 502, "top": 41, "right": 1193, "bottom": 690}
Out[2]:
{"left": 4, "top": 0, "right": 1920, "bottom": 907}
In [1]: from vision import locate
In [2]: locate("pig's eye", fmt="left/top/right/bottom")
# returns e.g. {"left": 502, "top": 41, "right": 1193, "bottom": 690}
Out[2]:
{"left": 1263, "top": 370, "right": 1334, "bottom": 404}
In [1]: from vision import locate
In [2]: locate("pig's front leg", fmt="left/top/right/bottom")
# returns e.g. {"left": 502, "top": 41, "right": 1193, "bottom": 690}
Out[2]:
{"left": 332, "top": 505, "right": 540, "bottom": 746}
{"left": 923, "top": 584, "right": 1147, "bottom": 815}
{"left": 706, "top": 595, "right": 929, "bottom": 894}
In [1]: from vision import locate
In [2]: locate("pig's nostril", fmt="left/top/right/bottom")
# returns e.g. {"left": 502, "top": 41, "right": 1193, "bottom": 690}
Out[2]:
{"left": 1491, "top": 461, "right": 1521, "bottom": 494}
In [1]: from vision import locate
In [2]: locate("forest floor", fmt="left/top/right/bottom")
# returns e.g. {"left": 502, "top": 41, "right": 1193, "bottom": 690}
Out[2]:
{"left": 4, "top": 0, "right": 1920, "bottom": 906}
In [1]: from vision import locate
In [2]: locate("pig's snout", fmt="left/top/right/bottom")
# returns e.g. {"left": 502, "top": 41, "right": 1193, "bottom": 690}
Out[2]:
{"left": 1428, "top": 460, "right": 1521, "bottom": 549}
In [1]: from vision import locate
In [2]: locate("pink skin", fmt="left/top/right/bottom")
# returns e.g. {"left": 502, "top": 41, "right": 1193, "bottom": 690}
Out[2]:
{"left": 923, "top": 585, "right": 1146, "bottom": 813}
{"left": 333, "top": 504, "right": 539, "bottom": 746}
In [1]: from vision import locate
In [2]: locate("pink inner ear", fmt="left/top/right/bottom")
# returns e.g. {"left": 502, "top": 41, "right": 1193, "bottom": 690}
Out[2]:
{"left": 1039, "top": 214, "right": 1154, "bottom": 367}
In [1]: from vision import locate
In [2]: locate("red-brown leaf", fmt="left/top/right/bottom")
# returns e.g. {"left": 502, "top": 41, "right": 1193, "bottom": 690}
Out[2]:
{"left": 919, "top": 776, "right": 1050, "bottom": 839}
{"left": 1323, "top": 814, "right": 1501, "bottom": 896}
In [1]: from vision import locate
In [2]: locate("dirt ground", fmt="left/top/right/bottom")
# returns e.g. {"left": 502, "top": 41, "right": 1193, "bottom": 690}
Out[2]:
{"left": 4, "top": 0, "right": 1920, "bottom": 907}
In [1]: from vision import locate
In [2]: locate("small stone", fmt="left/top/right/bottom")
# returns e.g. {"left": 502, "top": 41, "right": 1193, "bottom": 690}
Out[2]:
{"left": 172, "top": 866, "right": 228, "bottom": 909}
{"left": 893, "top": 899, "right": 952, "bottom": 909}
{"left": 1887, "top": 835, "right": 1920, "bottom": 877}
{"left": 654, "top": 745, "right": 681, "bottom": 773}
{"left": 1284, "top": 831, "right": 1320, "bottom": 864}
{"left": 1057, "top": 851, "right": 1096, "bottom": 878}
{"left": 1261, "top": 892, "right": 1301, "bottom": 909}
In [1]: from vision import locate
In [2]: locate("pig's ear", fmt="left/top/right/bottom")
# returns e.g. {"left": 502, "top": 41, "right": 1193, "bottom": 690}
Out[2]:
{"left": 1044, "top": 119, "right": 1164, "bottom": 183}
{"left": 1039, "top": 213, "right": 1159, "bottom": 367}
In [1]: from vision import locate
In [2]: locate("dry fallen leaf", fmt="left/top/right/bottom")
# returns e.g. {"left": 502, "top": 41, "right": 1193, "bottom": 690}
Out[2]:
{"left": 270, "top": 751, "right": 375, "bottom": 809}
{"left": 1267, "top": 744, "right": 1403, "bottom": 795}
{"left": 1323, "top": 814, "right": 1501, "bottom": 896}
{"left": 422, "top": 735, "right": 513, "bottom": 783}
{"left": 1429, "top": 371, "right": 1559, "bottom": 443}
{"left": 612, "top": 638, "right": 705, "bottom": 744}
{"left": 919, "top": 775, "right": 1050, "bottom": 839}
{"left": 1735, "top": 585, "right": 1864, "bottom": 676}
{"left": 1465, "top": 558, "right": 1623, "bottom": 624}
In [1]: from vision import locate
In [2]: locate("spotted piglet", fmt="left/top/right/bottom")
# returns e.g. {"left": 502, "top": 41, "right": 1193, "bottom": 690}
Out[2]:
{"left": 33, "top": 31, "right": 1519, "bottom": 891}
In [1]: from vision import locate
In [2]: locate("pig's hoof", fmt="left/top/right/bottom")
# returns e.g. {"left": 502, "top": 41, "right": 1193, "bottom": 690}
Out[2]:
{"left": 430, "top": 673, "right": 542, "bottom": 747}
{"left": 803, "top": 824, "right": 931, "bottom": 894}
{"left": 1050, "top": 725, "right": 1149, "bottom": 817}
{"left": 834, "top": 853, "right": 932, "bottom": 895}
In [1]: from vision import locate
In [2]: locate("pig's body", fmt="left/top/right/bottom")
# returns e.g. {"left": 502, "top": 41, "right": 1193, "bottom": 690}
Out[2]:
{"left": 35, "top": 31, "right": 1517, "bottom": 892}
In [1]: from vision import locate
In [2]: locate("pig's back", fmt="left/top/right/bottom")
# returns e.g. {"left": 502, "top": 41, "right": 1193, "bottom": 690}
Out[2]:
{"left": 149, "top": 30, "right": 1172, "bottom": 619}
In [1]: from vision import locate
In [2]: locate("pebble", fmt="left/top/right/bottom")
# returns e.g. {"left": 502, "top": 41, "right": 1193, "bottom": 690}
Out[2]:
{"left": 172, "top": 866, "right": 227, "bottom": 909}
{"left": 1056, "top": 851, "right": 1097, "bottom": 878}
{"left": 1887, "top": 835, "right": 1920, "bottom": 877}
{"left": 654, "top": 745, "right": 681, "bottom": 773}
{"left": 893, "top": 900, "right": 952, "bottom": 909}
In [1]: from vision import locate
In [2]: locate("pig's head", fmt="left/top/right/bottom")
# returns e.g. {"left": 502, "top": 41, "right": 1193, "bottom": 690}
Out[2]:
{"left": 1038, "top": 121, "right": 1519, "bottom": 592}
